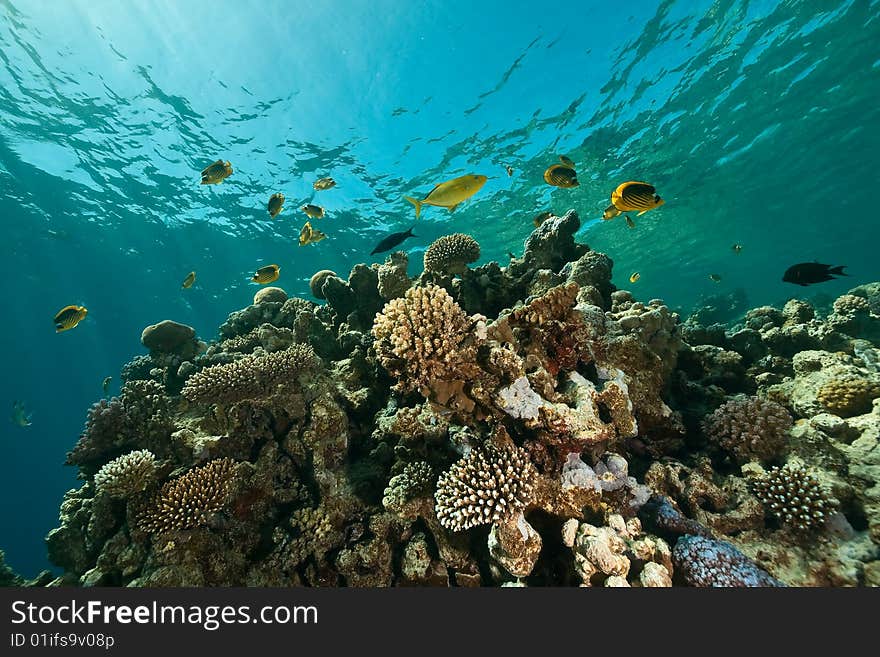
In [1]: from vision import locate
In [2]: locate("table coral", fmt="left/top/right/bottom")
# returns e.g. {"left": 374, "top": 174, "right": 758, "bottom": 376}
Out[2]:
{"left": 181, "top": 344, "right": 321, "bottom": 405}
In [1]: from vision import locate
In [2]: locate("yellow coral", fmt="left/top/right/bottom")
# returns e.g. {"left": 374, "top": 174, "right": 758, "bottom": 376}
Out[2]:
{"left": 817, "top": 377, "right": 880, "bottom": 417}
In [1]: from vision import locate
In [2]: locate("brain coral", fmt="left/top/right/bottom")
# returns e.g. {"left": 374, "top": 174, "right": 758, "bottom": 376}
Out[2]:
{"left": 309, "top": 270, "right": 338, "bottom": 300}
{"left": 94, "top": 449, "right": 158, "bottom": 498}
{"left": 371, "top": 284, "right": 477, "bottom": 391}
{"left": 423, "top": 234, "right": 480, "bottom": 275}
{"left": 136, "top": 458, "right": 236, "bottom": 534}
{"left": 434, "top": 442, "right": 536, "bottom": 532}
{"left": 751, "top": 463, "right": 837, "bottom": 531}
{"left": 181, "top": 344, "right": 320, "bottom": 405}
{"left": 702, "top": 396, "right": 792, "bottom": 464}
{"left": 816, "top": 377, "right": 880, "bottom": 417}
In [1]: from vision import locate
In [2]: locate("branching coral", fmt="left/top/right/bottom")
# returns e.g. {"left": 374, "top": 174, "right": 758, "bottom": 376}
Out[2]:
{"left": 702, "top": 395, "right": 792, "bottom": 463}
{"left": 181, "top": 344, "right": 320, "bottom": 405}
{"left": 382, "top": 461, "right": 434, "bottom": 517}
{"left": 135, "top": 458, "right": 236, "bottom": 534}
{"left": 371, "top": 284, "right": 481, "bottom": 396}
{"left": 751, "top": 463, "right": 837, "bottom": 531}
{"left": 94, "top": 450, "right": 158, "bottom": 498}
{"left": 434, "top": 441, "right": 536, "bottom": 531}
{"left": 423, "top": 234, "right": 480, "bottom": 275}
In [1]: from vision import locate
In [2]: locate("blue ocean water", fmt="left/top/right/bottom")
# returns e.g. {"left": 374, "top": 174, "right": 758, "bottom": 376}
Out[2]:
{"left": 1, "top": 0, "right": 878, "bottom": 576}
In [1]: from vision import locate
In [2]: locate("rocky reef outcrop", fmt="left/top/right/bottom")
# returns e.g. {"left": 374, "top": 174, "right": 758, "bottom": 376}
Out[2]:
{"left": 35, "top": 209, "right": 880, "bottom": 587}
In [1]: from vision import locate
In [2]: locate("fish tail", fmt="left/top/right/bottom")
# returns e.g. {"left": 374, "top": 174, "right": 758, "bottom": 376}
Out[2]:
{"left": 829, "top": 265, "right": 849, "bottom": 276}
{"left": 404, "top": 196, "right": 422, "bottom": 219}
{"left": 407, "top": 224, "right": 416, "bottom": 237}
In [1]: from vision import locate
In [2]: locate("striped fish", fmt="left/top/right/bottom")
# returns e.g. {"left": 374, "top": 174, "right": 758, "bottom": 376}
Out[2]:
{"left": 181, "top": 271, "right": 196, "bottom": 289}
{"left": 543, "top": 164, "right": 578, "bottom": 188}
{"left": 611, "top": 181, "right": 664, "bottom": 215}
{"left": 54, "top": 305, "right": 88, "bottom": 332}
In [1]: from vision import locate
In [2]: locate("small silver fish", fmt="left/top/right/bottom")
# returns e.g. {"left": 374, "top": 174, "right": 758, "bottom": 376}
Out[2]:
{"left": 11, "top": 401, "right": 32, "bottom": 427}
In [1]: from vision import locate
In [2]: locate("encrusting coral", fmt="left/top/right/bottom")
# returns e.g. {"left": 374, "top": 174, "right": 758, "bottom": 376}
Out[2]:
{"left": 672, "top": 535, "right": 784, "bottom": 587}
{"left": 816, "top": 377, "right": 880, "bottom": 418}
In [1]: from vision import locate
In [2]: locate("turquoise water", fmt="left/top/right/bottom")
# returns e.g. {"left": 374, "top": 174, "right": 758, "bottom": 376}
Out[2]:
{"left": 1, "top": 0, "right": 878, "bottom": 575}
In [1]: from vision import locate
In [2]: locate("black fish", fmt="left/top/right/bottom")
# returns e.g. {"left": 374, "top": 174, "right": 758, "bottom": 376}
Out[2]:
{"left": 371, "top": 226, "right": 416, "bottom": 255}
{"left": 782, "top": 262, "right": 849, "bottom": 286}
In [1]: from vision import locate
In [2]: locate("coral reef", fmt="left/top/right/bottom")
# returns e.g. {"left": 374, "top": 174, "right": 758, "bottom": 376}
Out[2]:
{"left": 36, "top": 208, "right": 880, "bottom": 588}
{"left": 253, "top": 287, "right": 287, "bottom": 304}
{"left": 564, "top": 514, "right": 673, "bottom": 587}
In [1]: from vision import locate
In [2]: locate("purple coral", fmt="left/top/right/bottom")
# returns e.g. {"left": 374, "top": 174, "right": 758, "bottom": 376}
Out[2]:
{"left": 702, "top": 395, "right": 792, "bottom": 464}
{"left": 673, "top": 535, "right": 784, "bottom": 587}
{"left": 66, "top": 380, "right": 173, "bottom": 474}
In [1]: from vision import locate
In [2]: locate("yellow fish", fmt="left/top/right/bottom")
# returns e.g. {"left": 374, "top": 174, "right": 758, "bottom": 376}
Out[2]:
{"left": 268, "top": 193, "right": 285, "bottom": 218}
{"left": 301, "top": 204, "right": 325, "bottom": 219}
{"left": 543, "top": 164, "right": 578, "bottom": 188}
{"left": 313, "top": 177, "right": 337, "bottom": 191}
{"left": 610, "top": 181, "right": 664, "bottom": 216}
{"left": 709, "top": 273, "right": 722, "bottom": 282}
{"left": 251, "top": 264, "right": 280, "bottom": 284}
{"left": 200, "top": 160, "right": 233, "bottom": 185}
{"left": 54, "top": 305, "right": 87, "bottom": 332}
{"left": 299, "top": 221, "right": 327, "bottom": 246}
{"left": 629, "top": 272, "right": 640, "bottom": 284}
{"left": 181, "top": 271, "right": 196, "bottom": 289}
{"left": 404, "top": 173, "right": 487, "bottom": 219}
{"left": 625, "top": 215, "right": 635, "bottom": 229}
{"left": 732, "top": 243, "right": 743, "bottom": 254}
{"left": 602, "top": 205, "right": 621, "bottom": 220}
